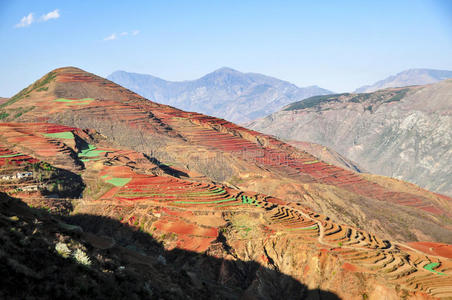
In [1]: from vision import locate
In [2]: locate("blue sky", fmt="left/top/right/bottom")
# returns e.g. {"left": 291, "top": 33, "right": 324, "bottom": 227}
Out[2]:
{"left": 1, "top": 0, "right": 451, "bottom": 96}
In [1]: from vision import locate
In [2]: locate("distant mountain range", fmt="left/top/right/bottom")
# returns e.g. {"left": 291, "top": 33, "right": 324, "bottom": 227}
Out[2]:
{"left": 355, "top": 68, "right": 452, "bottom": 93}
{"left": 248, "top": 79, "right": 452, "bottom": 197}
{"left": 107, "top": 67, "right": 332, "bottom": 123}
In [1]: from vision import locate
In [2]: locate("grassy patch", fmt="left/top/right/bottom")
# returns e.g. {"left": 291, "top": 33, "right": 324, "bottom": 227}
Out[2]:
{"left": 303, "top": 160, "right": 319, "bottom": 165}
{"left": 284, "top": 94, "right": 348, "bottom": 111}
{"left": 423, "top": 262, "right": 446, "bottom": 275}
{"left": 43, "top": 131, "right": 75, "bottom": 139}
{"left": 0, "top": 111, "right": 9, "bottom": 120}
{"left": 1, "top": 72, "right": 56, "bottom": 108}
{"left": 349, "top": 93, "right": 372, "bottom": 103}
{"left": 54, "top": 98, "right": 94, "bottom": 106}
{"left": 0, "top": 153, "right": 23, "bottom": 158}
{"left": 13, "top": 106, "right": 35, "bottom": 119}
{"left": 105, "top": 177, "right": 131, "bottom": 187}
{"left": 174, "top": 197, "right": 236, "bottom": 204}
{"left": 385, "top": 88, "right": 409, "bottom": 103}
{"left": 78, "top": 144, "right": 110, "bottom": 158}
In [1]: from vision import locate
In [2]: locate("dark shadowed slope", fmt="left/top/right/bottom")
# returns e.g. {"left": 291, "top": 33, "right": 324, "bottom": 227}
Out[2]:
{"left": 107, "top": 67, "right": 332, "bottom": 123}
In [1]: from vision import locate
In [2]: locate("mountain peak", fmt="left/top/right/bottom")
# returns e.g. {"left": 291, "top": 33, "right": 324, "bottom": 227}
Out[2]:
{"left": 212, "top": 66, "right": 241, "bottom": 74}
{"left": 355, "top": 68, "right": 452, "bottom": 93}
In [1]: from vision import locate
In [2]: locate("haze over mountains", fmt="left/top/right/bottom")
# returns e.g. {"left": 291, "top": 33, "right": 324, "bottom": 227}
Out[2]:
{"left": 248, "top": 79, "right": 452, "bottom": 197}
{"left": 355, "top": 68, "right": 452, "bottom": 93}
{"left": 107, "top": 67, "right": 332, "bottom": 123}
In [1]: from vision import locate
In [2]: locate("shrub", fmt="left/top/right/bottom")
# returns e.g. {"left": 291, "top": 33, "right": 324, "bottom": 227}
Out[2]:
{"left": 0, "top": 112, "right": 9, "bottom": 120}
{"left": 73, "top": 248, "right": 91, "bottom": 266}
{"left": 55, "top": 242, "right": 71, "bottom": 258}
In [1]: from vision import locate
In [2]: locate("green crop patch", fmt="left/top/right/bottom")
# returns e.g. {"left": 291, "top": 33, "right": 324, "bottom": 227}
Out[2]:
{"left": 241, "top": 195, "right": 261, "bottom": 207}
{"left": 0, "top": 153, "right": 24, "bottom": 158}
{"left": 78, "top": 144, "right": 110, "bottom": 158}
{"left": 105, "top": 177, "right": 131, "bottom": 187}
{"left": 80, "top": 157, "right": 103, "bottom": 162}
{"left": 43, "top": 131, "right": 75, "bottom": 139}
{"left": 303, "top": 160, "right": 319, "bottom": 165}
{"left": 216, "top": 202, "right": 243, "bottom": 207}
{"left": 174, "top": 197, "right": 237, "bottom": 205}
{"left": 423, "top": 262, "right": 446, "bottom": 275}
{"left": 54, "top": 98, "right": 94, "bottom": 105}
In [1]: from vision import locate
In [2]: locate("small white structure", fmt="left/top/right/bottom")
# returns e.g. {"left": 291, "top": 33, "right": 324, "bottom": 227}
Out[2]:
{"left": 22, "top": 185, "right": 38, "bottom": 191}
{"left": 16, "top": 172, "right": 33, "bottom": 179}
{"left": 0, "top": 171, "right": 33, "bottom": 181}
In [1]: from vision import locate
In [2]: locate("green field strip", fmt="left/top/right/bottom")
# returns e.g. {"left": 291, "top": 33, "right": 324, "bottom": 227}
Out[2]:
{"left": 54, "top": 98, "right": 94, "bottom": 103}
{"left": 0, "top": 153, "right": 24, "bottom": 158}
{"left": 80, "top": 157, "right": 104, "bottom": 162}
{"left": 43, "top": 131, "right": 75, "bottom": 139}
{"left": 101, "top": 175, "right": 109, "bottom": 178}
{"left": 64, "top": 102, "right": 92, "bottom": 106}
{"left": 174, "top": 197, "right": 237, "bottom": 204}
{"left": 215, "top": 202, "right": 243, "bottom": 208}
{"left": 116, "top": 190, "right": 228, "bottom": 197}
{"left": 79, "top": 150, "right": 110, "bottom": 157}
{"left": 105, "top": 177, "right": 132, "bottom": 187}
{"left": 286, "top": 225, "right": 319, "bottom": 231}
{"left": 423, "top": 262, "right": 446, "bottom": 275}
{"left": 78, "top": 144, "right": 111, "bottom": 157}
{"left": 302, "top": 160, "right": 320, "bottom": 165}
{"left": 241, "top": 195, "right": 261, "bottom": 207}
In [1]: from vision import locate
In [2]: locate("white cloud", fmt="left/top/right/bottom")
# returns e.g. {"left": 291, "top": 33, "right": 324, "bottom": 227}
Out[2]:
{"left": 15, "top": 13, "right": 34, "bottom": 28}
{"left": 40, "top": 9, "right": 60, "bottom": 22}
{"left": 104, "top": 33, "right": 117, "bottom": 41}
{"left": 103, "top": 30, "right": 139, "bottom": 41}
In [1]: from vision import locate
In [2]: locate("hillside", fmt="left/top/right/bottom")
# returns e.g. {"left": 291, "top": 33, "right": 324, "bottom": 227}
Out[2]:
{"left": 248, "top": 80, "right": 452, "bottom": 197}
{"left": 107, "top": 68, "right": 332, "bottom": 123}
{"left": 1, "top": 67, "right": 452, "bottom": 298}
{"left": 287, "top": 141, "right": 363, "bottom": 173}
{"left": 355, "top": 68, "right": 452, "bottom": 93}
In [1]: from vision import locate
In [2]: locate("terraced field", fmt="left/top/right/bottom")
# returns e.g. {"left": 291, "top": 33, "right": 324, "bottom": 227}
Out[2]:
{"left": 0, "top": 121, "right": 451, "bottom": 297}
{"left": 1, "top": 67, "right": 452, "bottom": 298}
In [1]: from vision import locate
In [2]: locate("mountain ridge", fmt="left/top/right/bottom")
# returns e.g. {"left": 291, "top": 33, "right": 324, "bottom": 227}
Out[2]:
{"left": 107, "top": 67, "right": 332, "bottom": 123}
{"left": 355, "top": 68, "right": 452, "bottom": 93}
{"left": 248, "top": 80, "right": 452, "bottom": 197}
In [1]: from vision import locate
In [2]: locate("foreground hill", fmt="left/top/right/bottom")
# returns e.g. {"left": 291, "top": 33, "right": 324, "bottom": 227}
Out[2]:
{"left": 248, "top": 81, "right": 452, "bottom": 197}
{"left": 107, "top": 67, "right": 332, "bottom": 123}
{"left": 1, "top": 67, "right": 452, "bottom": 298}
{"left": 355, "top": 68, "right": 452, "bottom": 93}
{"left": 1, "top": 122, "right": 452, "bottom": 299}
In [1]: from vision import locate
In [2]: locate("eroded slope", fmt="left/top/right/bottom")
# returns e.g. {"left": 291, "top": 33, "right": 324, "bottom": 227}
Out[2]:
{"left": 1, "top": 122, "right": 452, "bottom": 299}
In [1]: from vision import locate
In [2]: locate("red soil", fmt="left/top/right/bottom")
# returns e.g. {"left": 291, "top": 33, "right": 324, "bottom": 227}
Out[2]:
{"left": 408, "top": 242, "right": 452, "bottom": 259}
{"left": 342, "top": 263, "right": 358, "bottom": 272}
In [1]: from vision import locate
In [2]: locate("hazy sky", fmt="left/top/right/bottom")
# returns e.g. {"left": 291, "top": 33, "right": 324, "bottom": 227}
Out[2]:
{"left": 1, "top": 0, "right": 451, "bottom": 96}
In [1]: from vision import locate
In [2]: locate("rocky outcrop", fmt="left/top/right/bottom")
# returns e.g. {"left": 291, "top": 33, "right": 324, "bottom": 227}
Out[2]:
{"left": 248, "top": 81, "right": 452, "bottom": 197}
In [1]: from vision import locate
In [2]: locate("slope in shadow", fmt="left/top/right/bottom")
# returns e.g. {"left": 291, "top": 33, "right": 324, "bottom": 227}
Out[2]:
{"left": 0, "top": 192, "right": 340, "bottom": 300}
